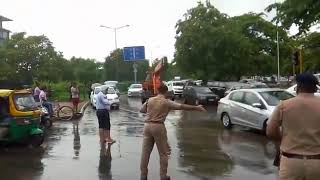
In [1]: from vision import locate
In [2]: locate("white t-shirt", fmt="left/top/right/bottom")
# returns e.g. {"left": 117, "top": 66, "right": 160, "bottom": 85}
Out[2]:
{"left": 71, "top": 86, "right": 79, "bottom": 98}
{"left": 39, "top": 90, "right": 47, "bottom": 102}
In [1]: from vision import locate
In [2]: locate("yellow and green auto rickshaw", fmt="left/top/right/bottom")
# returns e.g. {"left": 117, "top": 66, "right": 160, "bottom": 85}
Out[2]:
{"left": 0, "top": 89, "right": 44, "bottom": 147}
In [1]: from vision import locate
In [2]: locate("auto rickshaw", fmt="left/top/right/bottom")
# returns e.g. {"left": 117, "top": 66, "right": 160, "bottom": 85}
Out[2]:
{"left": 0, "top": 89, "right": 44, "bottom": 147}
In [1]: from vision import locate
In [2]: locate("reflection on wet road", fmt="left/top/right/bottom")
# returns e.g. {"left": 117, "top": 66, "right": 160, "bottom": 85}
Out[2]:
{"left": 0, "top": 96, "right": 278, "bottom": 180}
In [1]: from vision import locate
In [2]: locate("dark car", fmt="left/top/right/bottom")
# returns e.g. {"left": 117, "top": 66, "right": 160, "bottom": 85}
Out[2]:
{"left": 183, "top": 86, "right": 219, "bottom": 105}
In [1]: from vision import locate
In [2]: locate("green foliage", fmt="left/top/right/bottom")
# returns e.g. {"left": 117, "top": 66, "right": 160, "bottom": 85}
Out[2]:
{"left": 298, "top": 32, "right": 320, "bottom": 71}
{"left": 266, "top": 0, "right": 320, "bottom": 35}
{"left": 117, "top": 81, "right": 133, "bottom": 93}
{"left": 103, "top": 49, "right": 149, "bottom": 83}
{"left": 0, "top": 32, "right": 105, "bottom": 85}
{"left": 175, "top": 1, "right": 293, "bottom": 80}
{"left": 37, "top": 81, "right": 87, "bottom": 101}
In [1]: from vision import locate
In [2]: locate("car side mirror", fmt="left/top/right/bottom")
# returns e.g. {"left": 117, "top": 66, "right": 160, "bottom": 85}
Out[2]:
{"left": 252, "top": 103, "right": 263, "bottom": 109}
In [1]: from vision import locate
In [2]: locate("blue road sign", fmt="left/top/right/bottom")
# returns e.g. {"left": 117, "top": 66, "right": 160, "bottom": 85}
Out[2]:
{"left": 123, "top": 46, "right": 145, "bottom": 61}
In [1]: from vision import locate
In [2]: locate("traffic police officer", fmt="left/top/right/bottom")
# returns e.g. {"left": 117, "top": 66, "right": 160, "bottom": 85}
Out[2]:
{"left": 267, "top": 73, "right": 320, "bottom": 180}
{"left": 140, "top": 83, "right": 206, "bottom": 180}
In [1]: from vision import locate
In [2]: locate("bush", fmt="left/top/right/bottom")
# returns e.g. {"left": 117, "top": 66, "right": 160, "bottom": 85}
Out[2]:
{"left": 37, "top": 81, "right": 88, "bottom": 101}
{"left": 117, "top": 81, "right": 133, "bottom": 93}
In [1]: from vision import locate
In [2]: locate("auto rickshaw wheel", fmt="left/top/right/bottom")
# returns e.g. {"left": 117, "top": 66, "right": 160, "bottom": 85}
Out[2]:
{"left": 30, "top": 134, "right": 44, "bottom": 147}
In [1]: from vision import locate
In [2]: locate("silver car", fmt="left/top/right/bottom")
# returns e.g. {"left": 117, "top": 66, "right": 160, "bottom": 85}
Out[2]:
{"left": 217, "top": 89, "right": 294, "bottom": 131}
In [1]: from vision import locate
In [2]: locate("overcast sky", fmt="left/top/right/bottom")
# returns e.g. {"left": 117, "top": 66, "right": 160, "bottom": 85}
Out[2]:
{"left": 1, "top": 0, "right": 276, "bottom": 62}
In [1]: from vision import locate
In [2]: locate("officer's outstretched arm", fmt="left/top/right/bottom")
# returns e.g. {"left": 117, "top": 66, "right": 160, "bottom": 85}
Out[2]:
{"left": 180, "top": 104, "right": 206, "bottom": 112}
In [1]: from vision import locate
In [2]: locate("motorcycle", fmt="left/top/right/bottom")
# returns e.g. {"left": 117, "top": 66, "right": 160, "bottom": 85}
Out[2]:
{"left": 39, "top": 106, "right": 52, "bottom": 132}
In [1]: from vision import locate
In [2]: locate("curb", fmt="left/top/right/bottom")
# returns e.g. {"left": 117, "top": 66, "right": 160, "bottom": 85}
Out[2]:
{"left": 79, "top": 101, "right": 90, "bottom": 114}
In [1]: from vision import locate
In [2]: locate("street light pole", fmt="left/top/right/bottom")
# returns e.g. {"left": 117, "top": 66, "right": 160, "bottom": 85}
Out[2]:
{"left": 100, "top": 24, "right": 129, "bottom": 81}
{"left": 100, "top": 24, "right": 129, "bottom": 49}
{"left": 276, "top": 0, "right": 280, "bottom": 84}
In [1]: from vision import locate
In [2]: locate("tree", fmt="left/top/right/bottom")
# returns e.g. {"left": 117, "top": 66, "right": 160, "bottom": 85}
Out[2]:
{"left": 298, "top": 32, "right": 320, "bottom": 72}
{"left": 266, "top": 0, "right": 320, "bottom": 35}
{"left": 104, "top": 49, "right": 149, "bottom": 82}
{"left": 0, "top": 32, "right": 106, "bottom": 84}
{"left": 175, "top": 2, "right": 292, "bottom": 81}
{"left": 175, "top": 1, "right": 228, "bottom": 81}
{"left": 0, "top": 32, "right": 62, "bottom": 83}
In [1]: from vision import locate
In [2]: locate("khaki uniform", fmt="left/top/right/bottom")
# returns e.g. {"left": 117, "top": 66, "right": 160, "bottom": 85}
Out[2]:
{"left": 269, "top": 93, "right": 320, "bottom": 180}
{"left": 140, "top": 95, "right": 181, "bottom": 179}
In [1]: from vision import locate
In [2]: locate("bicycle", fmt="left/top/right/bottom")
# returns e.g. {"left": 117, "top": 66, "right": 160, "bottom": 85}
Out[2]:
{"left": 51, "top": 101, "right": 75, "bottom": 121}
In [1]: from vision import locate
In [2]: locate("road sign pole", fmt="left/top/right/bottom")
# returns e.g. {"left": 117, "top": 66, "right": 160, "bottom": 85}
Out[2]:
{"left": 133, "top": 63, "right": 138, "bottom": 83}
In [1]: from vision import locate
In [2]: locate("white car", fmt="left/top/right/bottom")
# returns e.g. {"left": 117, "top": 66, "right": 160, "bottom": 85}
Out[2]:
{"left": 127, "top": 84, "right": 143, "bottom": 97}
{"left": 167, "top": 81, "right": 184, "bottom": 97}
{"left": 90, "top": 85, "right": 120, "bottom": 110}
{"left": 217, "top": 89, "right": 294, "bottom": 131}
{"left": 286, "top": 84, "right": 320, "bottom": 96}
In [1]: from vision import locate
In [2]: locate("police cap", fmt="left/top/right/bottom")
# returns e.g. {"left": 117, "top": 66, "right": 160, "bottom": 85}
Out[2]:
{"left": 295, "top": 73, "right": 319, "bottom": 86}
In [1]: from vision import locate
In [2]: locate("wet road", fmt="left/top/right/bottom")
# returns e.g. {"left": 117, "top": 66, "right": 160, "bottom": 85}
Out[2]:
{"left": 0, "top": 96, "right": 278, "bottom": 180}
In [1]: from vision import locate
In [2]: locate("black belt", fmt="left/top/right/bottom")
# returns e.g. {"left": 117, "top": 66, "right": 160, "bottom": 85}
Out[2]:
{"left": 97, "top": 109, "right": 108, "bottom": 111}
{"left": 282, "top": 152, "right": 320, "bottom": 159}
{"left": 145, "top": 121, "right": 164, "bottom": 124}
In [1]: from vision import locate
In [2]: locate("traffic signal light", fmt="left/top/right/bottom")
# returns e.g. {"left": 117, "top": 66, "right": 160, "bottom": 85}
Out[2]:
{"left": 291, "top": 51, "right": 299, "bottom": 66}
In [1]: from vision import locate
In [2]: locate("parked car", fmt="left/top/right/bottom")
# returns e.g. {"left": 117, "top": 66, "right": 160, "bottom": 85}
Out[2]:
{"left": 286, "top": 84, "right": 320, "bottom": 96}
{"left": 90, "top": 85, "right": 120, "bottom": 110}
{"left": 183, "top": 86, "right": 219, "bottom": 105}
{"left": 104, "top": 81, "right": 118, "bottom": 86}
{"left": 224, "top": 82, "right": 269, "bottom": 97}
{"left": 167, "top": 81, "right": 185, "bottom": 97}
{"left": 239, "top": 79, "right": 268, "bottom": 87}
{"left": 217, "top": 89, "right": 294, "bottom": 131}
{"left": 223, "top": 83, "right": 252, "bottom": 97}
{"left": 127, "top": 84, "right": 143, "bottom": 97}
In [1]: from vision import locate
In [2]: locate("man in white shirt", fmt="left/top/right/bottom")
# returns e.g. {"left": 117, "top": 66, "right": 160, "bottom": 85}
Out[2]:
{"left": 96, "top": 88, "right": 115, "bottom": 144}
{"left": 70, "top": 82, "right": 80, "bottom": 113}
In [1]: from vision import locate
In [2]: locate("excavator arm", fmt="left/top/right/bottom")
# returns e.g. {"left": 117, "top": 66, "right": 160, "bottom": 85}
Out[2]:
{"left": 141, "top": 57, "right": 168, "bottom": 103}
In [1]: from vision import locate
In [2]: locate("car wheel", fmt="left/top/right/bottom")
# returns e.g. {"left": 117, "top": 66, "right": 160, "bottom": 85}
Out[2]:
{"left": 221, "top": 113, "right": 232, "bottom": 129}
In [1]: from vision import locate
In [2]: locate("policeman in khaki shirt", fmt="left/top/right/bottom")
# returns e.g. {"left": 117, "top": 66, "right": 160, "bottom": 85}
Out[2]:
{"left": 140, "top": 83, "right": 206, "bottom": 180}
{"left": 267, "top": 73, "right": 320, "bottom": 180}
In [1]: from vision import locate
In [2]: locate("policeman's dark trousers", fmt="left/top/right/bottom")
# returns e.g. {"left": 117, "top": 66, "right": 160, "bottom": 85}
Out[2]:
{"left": 140, "top": 123, "right": 169, "bottom": 179}
{"left": 279, "top": 156, "right": 320, "bottom": 180}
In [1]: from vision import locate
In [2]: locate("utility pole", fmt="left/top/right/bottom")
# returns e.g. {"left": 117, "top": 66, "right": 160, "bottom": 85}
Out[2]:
{"left": 276, "top": 0, "right": 280, "bottom": 84}
{"left": 100, "top": 24, "right": 129, "bottom": 81}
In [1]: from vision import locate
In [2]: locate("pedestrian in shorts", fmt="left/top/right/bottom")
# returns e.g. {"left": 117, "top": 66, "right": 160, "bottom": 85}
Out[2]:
{"left": 96, "top": 87, "right": 115, "bottom": 144}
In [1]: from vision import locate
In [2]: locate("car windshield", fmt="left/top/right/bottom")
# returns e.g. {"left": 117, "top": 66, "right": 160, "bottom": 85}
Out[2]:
{"left": 107, "top": 88, "right": 116, "bottom": 94}
{"left": 173, "top": 82, "right": 184, "bottom": 86}
{"left": 195, "top": 87, "right": 212, "bottom": 94}
{"left": 259, "top": 91, "right": 294, "bottom": 106}
{"left": 105, "top": 82, "right": 117, "bottom": 87}
{"left": 130, "top": 84, "right": 142, "bottom": 89}
{"left": 14, "top": 94, "right": 38, "bottom": 111}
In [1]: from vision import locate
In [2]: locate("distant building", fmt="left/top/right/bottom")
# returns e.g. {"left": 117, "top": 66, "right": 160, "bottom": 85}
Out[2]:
{"left": 0, "top": 15, "right": 12, "bottom": 45}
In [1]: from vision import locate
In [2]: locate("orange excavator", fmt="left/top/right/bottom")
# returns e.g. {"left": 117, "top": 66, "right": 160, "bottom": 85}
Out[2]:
{"left": 141, "top": 56, "right": 174, "bottom": 104}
